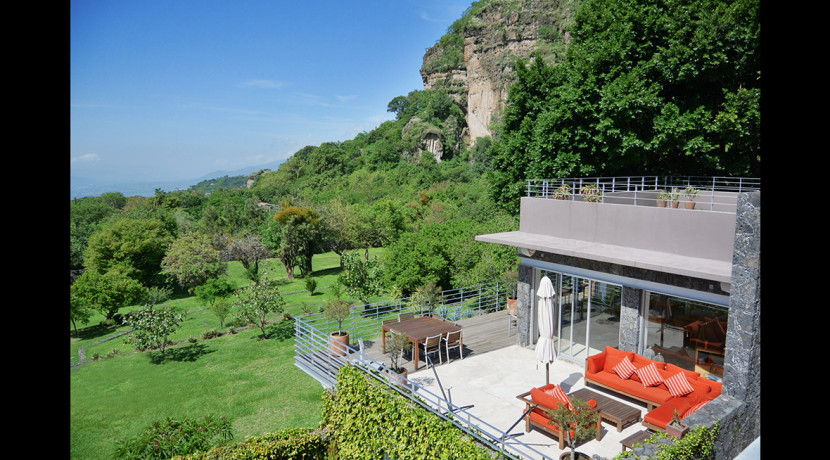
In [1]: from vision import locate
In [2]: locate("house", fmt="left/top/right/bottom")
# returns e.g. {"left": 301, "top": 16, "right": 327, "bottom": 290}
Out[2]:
{"left": 474, "top": 177, "right": 760, "bottom": 459}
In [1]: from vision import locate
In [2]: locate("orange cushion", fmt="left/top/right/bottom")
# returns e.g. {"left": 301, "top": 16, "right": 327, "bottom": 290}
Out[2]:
{"left": 632, "top": 353, "right": 664, "bottom": 370}
{"left": 634, "top": 362, "right": 664, "bottom": 387}
{"left": 531, "top": 385, "right": 570, "bottom": 411}
{"left": 602, "top": 346, "right": 634, "bottom": 373}
{"left": 612, "top": 356, "right": 636, "bottom": 379}
{"left": 665, "top": 372, "right": 695, "bottom": 397}
{"left": 683, "top": 399, "right": 711, "bottom": 418}
{"left": 544, "top": 385, "right": 573, "bottom": 410}
{"left": 665, "top": 363, "right": 700, "bottom": 381}
{"left": 586, "top": 353, "right": 605, "bottom": 374}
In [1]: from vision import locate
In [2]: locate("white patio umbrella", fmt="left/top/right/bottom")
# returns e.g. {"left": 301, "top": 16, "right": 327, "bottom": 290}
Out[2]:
{"left": 536, "top": 275, "right": 556, "bottom": 384}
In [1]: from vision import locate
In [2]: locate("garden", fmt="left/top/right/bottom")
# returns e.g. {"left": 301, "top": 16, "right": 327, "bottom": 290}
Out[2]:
{"left": 70, "top": 249, "right": 385, "bottom": 459}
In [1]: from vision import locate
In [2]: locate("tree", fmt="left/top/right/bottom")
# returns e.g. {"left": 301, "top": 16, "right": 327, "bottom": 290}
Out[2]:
{"left": 69, "top": 292, "right": 92, "bottom": 333}
{"left": 263, "top": 201, "right": 324, "bottom": 279}
{"left": 488, "top": 0, "right": 760, "bottom": 213}
{"left": 83, "top": 217, "right": 176, "bottom": 287}
{"left": 161, "top": 232, "right": 227, "bottom": 293}
{"left": 232, "top": 278, "right": 286, "bottom": 339}
{"left": 339, "top": 251, "right": 384, "bottom": 306}
{"left": 210, "top": 297, "right": 232, "bottom": 328}
{"left": 124, "top": 306, "right": 183, "bottom": 357}
{"left": 415, "top": 280, "right": 444, "bottom": 317}
{"left": 70, "top": 267, "right": 148, "bottom": 321}
{"left": 194, "top": 278, "right": 235, "bottom": 307}
{"left": 223, "top": 234, "right": 270, "bottom": 283}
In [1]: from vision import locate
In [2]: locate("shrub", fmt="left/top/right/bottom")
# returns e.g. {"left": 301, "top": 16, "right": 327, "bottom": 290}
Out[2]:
{"left": 200, "top": 329, "right": 220, "bottom": 340}
{"left": 174, "top": 427, "right": 330, "bottom": 459}
{"left": 114, "top": 414, "right": 233, "bottom": 459}
{"left": 304, "top": 277, "right": 317, "bottom": 295}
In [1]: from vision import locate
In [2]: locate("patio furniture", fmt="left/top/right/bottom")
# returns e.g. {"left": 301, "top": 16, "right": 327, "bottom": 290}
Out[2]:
{"left": 421, "top": 334, "right": 443, "bottom": 365}
{"left": 620, "top": 429, "right": 653, "bottom": 452}
{"left": 381, "top": 316, "right": 462, "bottom": 370}
{"left": 567, "top": 388, "right": 641, "bottom": 432}
{"left": 443, "top": 330, "right": 463, "bottom": 362}
{"left": 399, "top": 312, "right": 415, "bottom": 321}
{"left": 584, "top": 346, "right": 722, "bottom": 431}
{"left": 515, "top": 384, "right": 601, "bottom": 450}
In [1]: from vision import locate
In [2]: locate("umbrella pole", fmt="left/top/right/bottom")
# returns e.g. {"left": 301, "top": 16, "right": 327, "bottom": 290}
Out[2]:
{"left": 546, "top": 363, "right": 549, "bottom": 385}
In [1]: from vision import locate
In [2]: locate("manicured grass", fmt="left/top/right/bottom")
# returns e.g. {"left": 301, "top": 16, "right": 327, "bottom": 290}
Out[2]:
{"left": 69, "top": 249, "right": 386, "bottom": 459}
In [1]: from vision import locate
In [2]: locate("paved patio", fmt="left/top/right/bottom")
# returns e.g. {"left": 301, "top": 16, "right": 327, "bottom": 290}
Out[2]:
{"left": 408, "top": 344, "right": 653, "bottom": 459}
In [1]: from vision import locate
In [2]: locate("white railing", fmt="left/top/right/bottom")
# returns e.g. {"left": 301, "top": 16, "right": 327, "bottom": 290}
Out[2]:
{"left": 526, "top": 176, "right": 760, "bottom": 212}
{"left": 293, "top": 281, "right": 559, "bottom": 459}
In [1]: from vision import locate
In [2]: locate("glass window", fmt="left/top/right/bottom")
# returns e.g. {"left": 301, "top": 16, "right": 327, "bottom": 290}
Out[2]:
{"left": 645, "top": 293, "right": 728, "bottom": 379}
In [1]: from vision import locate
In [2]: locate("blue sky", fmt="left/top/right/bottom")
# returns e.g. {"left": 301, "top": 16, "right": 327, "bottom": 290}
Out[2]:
{"left": 70, "top": 0, "right": 472, "bottom": 186}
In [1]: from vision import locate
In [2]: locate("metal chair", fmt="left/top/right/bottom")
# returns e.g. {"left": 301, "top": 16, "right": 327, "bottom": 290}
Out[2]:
{"left": 508, "top": 310, "right": 518, "bottom": 336}
{"left": 421, "top": 334, "right": 443, "bottom": 366}
{"left": 399, "top": 312, "right": 415, "bottom": 321}
{"left": 443, "top": 330, "right": 463, "bottom": 362}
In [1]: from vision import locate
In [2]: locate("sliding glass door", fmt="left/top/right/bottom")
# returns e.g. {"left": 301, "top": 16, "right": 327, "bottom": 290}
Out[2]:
{"left": 534, "top": 269, "right": 621, "bottom": 363}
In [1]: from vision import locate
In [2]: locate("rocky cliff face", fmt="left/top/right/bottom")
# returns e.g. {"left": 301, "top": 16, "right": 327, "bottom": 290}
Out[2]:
{"left": 420, "top": 0, "right": 574, "bottom": 143}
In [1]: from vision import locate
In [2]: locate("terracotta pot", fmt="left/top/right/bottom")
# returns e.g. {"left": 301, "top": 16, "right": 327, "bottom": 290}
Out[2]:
{"left": 666, "top": 422, "right": 690, "bottom": 439}
{"left": 559, "top": 452, "right": 591, "bottom": 460}
{"left": 507, "top": 298, "right": 518, "bottom": 316}
{"left": 684, "top": 201, "right": 696, "bottom": 209}
{"left": 329, "top": 331, "right": 350, "bottom": 356}
{"left": 672, "top": 200, "right": 680, "bottom": 208}
{"left": 385, "top": 368, "right": 409, "bottom": 387}
{"left": 656, "top": 199, "right": 666, "bottom": 207}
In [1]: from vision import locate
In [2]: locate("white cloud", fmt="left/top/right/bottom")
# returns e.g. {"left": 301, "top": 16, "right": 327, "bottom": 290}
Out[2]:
{"left": 239, "top": 79, "right": 285, "bottom": 89}
{"left": 71, "top": 153, "right": 100, "bottom": 163}
{"left": 336, "top": 95, "right": 358, "bottom": 103}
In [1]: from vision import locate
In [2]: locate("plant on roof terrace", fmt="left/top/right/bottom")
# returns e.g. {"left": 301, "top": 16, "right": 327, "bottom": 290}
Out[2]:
{"left": 552, "top": 183, "right": 572, "bottom": 200}
{"left": 580, "top": 184, "right": 603, "bottom": 202}
{"left": 546, "top": 397, "right": 601, "bottom": 460}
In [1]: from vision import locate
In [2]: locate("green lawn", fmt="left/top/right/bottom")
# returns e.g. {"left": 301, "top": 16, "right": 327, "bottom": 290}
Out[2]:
{"left": 70, "top": 249, "right": 385, "bottom": 459}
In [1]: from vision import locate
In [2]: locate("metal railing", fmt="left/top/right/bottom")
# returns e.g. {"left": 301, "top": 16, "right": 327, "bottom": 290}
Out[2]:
{"left": 294, "top": 281, "right": 559, "bottom": 459}
{"left": 526, "top": 176, "right": 760, "bottom": 212}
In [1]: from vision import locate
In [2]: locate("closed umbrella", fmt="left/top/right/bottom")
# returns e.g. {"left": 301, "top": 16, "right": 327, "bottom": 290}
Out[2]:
{"left": 536, "top": 275, "right": 556, "bottom": 384}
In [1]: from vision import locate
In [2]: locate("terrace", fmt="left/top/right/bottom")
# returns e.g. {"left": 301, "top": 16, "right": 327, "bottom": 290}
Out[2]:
{"left": 294, "top": 176, "right": 761, "bottom": 459}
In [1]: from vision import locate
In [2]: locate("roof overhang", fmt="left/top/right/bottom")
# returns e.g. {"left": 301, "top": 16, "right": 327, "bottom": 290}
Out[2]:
{"left": 476, "top": 230, "right": 732, "bottom": 284}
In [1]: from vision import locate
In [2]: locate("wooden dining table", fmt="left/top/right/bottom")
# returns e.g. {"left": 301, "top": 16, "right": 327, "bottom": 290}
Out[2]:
{"left": 382, "top": 316, "right": 462, "bottom": 370}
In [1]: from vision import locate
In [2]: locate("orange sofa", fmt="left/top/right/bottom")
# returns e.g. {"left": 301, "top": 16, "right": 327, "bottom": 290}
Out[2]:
{"left": 516, "top": 383, "right": 602, "bottom": 449}
{"left": 584, "top": 346, "right": 722, "bottom": 431}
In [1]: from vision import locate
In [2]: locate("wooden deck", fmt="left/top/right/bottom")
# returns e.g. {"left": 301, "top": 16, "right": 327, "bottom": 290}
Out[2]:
{"left": 357, "top": 309, "right": 518, "bottom": 373}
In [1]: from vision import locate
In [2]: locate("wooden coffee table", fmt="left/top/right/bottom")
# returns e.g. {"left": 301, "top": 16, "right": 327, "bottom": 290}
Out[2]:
{"left": 568, "top": 388, "right": 641, "bottom": 432}
{"left": 620, "top": 429, "right": 652, "bottom": 452}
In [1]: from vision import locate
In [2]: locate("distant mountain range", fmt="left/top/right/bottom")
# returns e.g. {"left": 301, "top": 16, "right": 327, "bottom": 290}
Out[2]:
{"left": 70, "top": 161, "right": 284, "bottom": 198}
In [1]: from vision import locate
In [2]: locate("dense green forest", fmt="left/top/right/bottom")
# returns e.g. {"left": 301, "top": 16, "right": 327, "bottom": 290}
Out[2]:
{"left": 70, "top": 0, "right": 759, "bottom": 326}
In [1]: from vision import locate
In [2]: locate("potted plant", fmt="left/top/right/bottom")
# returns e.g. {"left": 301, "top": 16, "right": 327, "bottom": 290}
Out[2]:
{"left": 682, "top": 186, "right": 699, "bottom": 209}
{"left": 415, "top": 280, "right": 443, "bottom": 317}
{"left": 669, "top": 187, "right": 681, "bottom": 208}
{"left": 552, "top": 183, "right": 572, "bottom": 200}
{"left": 665, "top": 408, "right": 690, "bottom": 439}
{"left": 325, "top": 298, "right": 352, "bottom": 356}
{"left": 656, "top": 189, "right": 671, "bottom": 207}
{"left": 546, "top": 397, "right": 601, "bottom": 460}
{"left": 502, "top": 268, "right": 519, "bottom": 315}
{"left": 384, "top": 331, "right": 412, "bottom": 384}
{"left": 580, "top": 184, "right": 603, "bottom": 203}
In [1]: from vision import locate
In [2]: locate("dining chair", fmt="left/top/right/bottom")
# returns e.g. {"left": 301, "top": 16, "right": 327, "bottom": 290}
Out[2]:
{"left": 443, "top": 330, "right": 463, "bottom": 362}
{"left": 421, "top": 334, "right": 443, "bottom": 366}
{"left": 399, "top": 312, "right": 415, "bottom": 321}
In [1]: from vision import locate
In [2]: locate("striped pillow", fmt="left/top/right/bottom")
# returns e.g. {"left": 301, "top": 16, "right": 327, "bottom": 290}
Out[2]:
{"left": 683, "top": 399, "right": 710, "bottom": 418}
{"left": 665, "top": 372, "right": 695, "bottom": 397}
{"left": 612, "top": 356, "right": 637, "bottom": 379}
{"left": 634, "top": 362, "right": 664, "bottom": 387}
{"left": 544, "top": 385, "right": 573, "bottom": 410}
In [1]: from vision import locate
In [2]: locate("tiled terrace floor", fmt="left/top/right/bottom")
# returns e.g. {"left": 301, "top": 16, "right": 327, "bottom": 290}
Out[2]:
{"left": 409, "top": 345, "right": 652, "bottom": 459}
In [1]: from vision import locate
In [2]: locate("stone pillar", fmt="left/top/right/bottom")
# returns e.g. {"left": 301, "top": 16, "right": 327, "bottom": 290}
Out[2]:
{"left": 717, "top": 191, "right": 761, "bottom": 458}
{"left": 618, "top": 286, "right": 642, "bottom": 353}
{"left": 516, "top": 264, "right": 534, "bottom": 347}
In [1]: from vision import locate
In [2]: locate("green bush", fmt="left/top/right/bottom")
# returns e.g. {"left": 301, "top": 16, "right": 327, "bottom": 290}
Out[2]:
{"left": 323, "top": 365, "right": 493, "bottom": 459}
{"left": 174, "top": 427, "right": 331, "bottom": 460}
{"left": 200, "top": 329, "right": 220, "bottom": 340}
{"left": 615, "top": 422, "right": 719, "bottom": 459}
{"left": 114, "top": 414, "right": 233, "bottom": 459}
